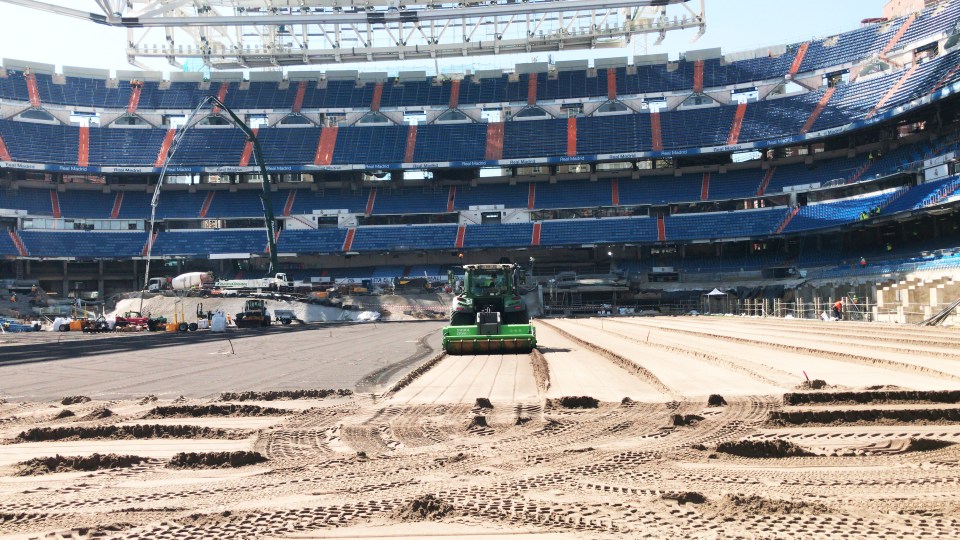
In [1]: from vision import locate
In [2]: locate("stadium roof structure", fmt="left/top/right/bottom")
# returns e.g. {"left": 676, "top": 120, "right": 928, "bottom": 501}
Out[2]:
{"left": 3, "top": 0, "right": 706, "bottom": 69}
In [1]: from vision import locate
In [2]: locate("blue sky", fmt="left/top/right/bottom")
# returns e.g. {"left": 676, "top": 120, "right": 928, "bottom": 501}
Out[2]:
{"left": 0, "top": 0, "right": 886, "bottom": 74}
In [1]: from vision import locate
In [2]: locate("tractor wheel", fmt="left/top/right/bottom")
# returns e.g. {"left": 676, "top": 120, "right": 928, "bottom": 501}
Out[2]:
{"left": 502, "top": 310, "right": 530, "bottom": 325}
{"left": 59, "top": 323, "right": 69, "bottom": 332}
{"left": 282, "top": 318, "right": 291, "bottom": 325}
{"left": 450, "top": 312, "right": 474, "bottom": 327}
{"left": 178, "top": 322, "right": 189, "bottom": 332}
{"left": 188, "top": 323, "right": 198, "bottom": 332}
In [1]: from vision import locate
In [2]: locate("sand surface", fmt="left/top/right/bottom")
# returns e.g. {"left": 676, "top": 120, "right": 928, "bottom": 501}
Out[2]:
{"left": 1, "top": 316, "right": 960, "bottom": 539}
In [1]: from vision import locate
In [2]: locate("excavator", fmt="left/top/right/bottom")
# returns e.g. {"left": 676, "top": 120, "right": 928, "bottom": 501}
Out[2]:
{"left": 442, "top": 263, "right": 536, "bottom": 355}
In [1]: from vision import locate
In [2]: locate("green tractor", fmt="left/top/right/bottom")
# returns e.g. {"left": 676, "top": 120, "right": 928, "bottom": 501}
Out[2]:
{"left": 442, "top": 263, "right": 536, "bottom": 355}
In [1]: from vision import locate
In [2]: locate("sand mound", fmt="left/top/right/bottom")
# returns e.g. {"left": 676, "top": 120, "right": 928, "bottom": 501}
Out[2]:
{"left": 716, "top": 439, "right": 814, "bottom": 458}
{"left": 144, "top": 404, "right": 286, "bottom": 418}
{"left": 392, "top": 494, "right": 454, "bottom": 522}
{"left": 672, "top": 414, "right": 704, "bottom": 427}
{"left": 81, "top": 407, "right": 114, "bottom": 420}
{"left": 218, "top": 389, "right": 352, "bottom": 402}
{"left": 795, "top": 379, "right": 828, "bottom": 390}
{"left": 769, "top": 407, "right": 960, "bottom": 426}
{"left": 15, "top": 453, "right": 147, "bottom": 476}
{"left": 467, "top": 416, "right": 488, "bottom": 429}
{"left": 61, "top": 396, "right": 91, "bottom": 406}
{"left": 784, "top": 390, "right": 960, "bottom": 406}
{"left": 474, "top": 397, "right": 493, "bottom": 409}
{"left": 15, "top": 425, "right": 243, "bottom": 442}
{"left": 55, "top": 409, "right": 75, "bottom": 419}
{"left": 662, "top": 491, "right": 706, "bottom": 505}
{"left": 711, "top": 494, "right": 830, "bottom": 516}
{"left": 555, "top": 396, "right": 599, "bottom": 409}
{"left": 168, "top": 451, "right": 267, "bottom": 469}
{"left": 707, "top": 394, "right": 727, "bottom": 407}
{"left": 138, "top": 395, "right": 159, "bottom": 405}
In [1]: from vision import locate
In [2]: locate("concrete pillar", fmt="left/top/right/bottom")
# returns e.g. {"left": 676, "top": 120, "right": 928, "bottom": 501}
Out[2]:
{"left": 62, "top": 261, "right": 69, "bottom": 298}
{"left": 97, "top": 260, "right": 105, "bottom": 300}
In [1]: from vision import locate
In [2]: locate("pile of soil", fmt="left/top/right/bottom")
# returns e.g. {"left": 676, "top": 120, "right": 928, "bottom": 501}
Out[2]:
{"left": 662, "top": 492, "right": 706, "bottom": 505}
{"left": 906, "top": 438, "right": 954, "bottom": 452}
{"left": 707, "top": 394, "right": 727, "bottom": 407}
{"left": 15, "top": 424, "right": 242, "bottom": 442}
{"left": 474, "top": 398, "right": 493, "bottom": 409}
{"left": 392, "top": 494, "right": 454, "bottom": 522}
{"left": 138, "top": 395, "right": 158, "bottom": 405}
{"left": 556, "top": 396, "right": 599, "bottom": 409}
{"left": 61, "top": 396, "right": 91, "bottom": 406}
{"left": 55, "top": 409, "right": 75, "bottom": 419}
{"left": 467, "top": 416, "right": 488, "bottom": 429}
{"left": 168, "top": 451, "right": 267, "bottom": 469}
{"left": 795, "top": 379, "right": 828, "bottom": 390}
{"left": 784, "top": 390, "right": 960, "bottom": 406}
{"left": 530, "top": 348, "right": 551, "bottom": 393}
{"left": 710, "top": 494, "right": 830, "bottom": 516}
{"left": 388, "top": 352, "right": 446, "bottom": 394}
{"left": 218, "top": 389, "right": 352, "bottom": 402}
{"left": 716, "top": 439, "right": 814, "bottom": 458}
{"left": 769, "top": 408, "right": 960, "bottom": 426}
{"left": 672, "top": 414, "right": 704, "bottom": 427}
{"left": 144, "top": 404, "right": 285, "bottom": 418}
{"left": 15, "top": 454, "right": 147, "bottom": 476}
{"left": 81, "top": 407, "right": 114, "bottom": 420}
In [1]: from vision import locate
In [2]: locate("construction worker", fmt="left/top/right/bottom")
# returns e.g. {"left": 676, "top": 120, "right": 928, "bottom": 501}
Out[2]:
{"left": 833, "top": 299, "right": 843, "bottom": 320}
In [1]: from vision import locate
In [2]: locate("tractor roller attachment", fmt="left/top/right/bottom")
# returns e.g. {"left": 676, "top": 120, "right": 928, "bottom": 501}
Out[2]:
{"left": 442, "top": 263, "right": 537, "bottom": 355}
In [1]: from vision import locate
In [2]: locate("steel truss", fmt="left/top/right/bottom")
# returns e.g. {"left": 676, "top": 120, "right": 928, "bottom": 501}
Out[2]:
{"left": 3, "top": 0, "right": 706, "bottom": 69}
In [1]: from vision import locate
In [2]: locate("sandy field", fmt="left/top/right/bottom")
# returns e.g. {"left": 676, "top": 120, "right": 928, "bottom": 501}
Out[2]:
{"left": 1, "top": 315, "right": 960, "bottom": 539}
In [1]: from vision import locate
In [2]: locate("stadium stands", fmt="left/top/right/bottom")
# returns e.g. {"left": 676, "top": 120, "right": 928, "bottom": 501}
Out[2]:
{"left": 18, "top": 230, "right": 147, "bottom": 258}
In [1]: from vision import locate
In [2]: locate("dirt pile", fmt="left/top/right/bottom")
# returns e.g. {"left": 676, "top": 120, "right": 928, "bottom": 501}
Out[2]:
{"left": 474, "top": 397, "right": 493, "bottom": 409}
{"left": 769, "top": 408, "right": 960, "bottom": 426}
{"left": 81, "top": 407, "right": 114, "bottom": 420}
{"left": 467, "top": 416, "right": 488, "bottom": 429}
{"left": 795, "top": 379, "right": 828, "bottom": 390}
{"left": 672, "top": 414, "right": 704, "bottom": 426}
{"left": 15, "top": 454, "right": 147, "bottom": 476}
{"left": 138, "top": 395, "right": 158, "bottom": 405}
{"left": 15, "top": 424, "right": 243, "bottom": 442}
{"left": 61, "top": 396, "right": 91, "bottom": 406}
{"left": 530, "top": 348, "right": 551, "bottom": 393}
{"left": 218, "top": 389, "right": 353, "bottom": 401}
{"left": 707, "top": 394, "right": 727, "bottom": 407}
{"left": 388, "top": 352, "right": 446, "bottom": 394}
{"left": 711, "top": 494, "right": 831, "bottom": 516}
{"left": 716, "top": 439, "right": 814, "bottom": 458}
{"left": 662, "top": 492, "right": 706, "bottom": 505}
{"left": 168, "top": 451, "right": 267, "bottom": 469}
{"left": 555, "top": 396, "right": 599, "bottom": 409}
{"left": 55, "top": 409, "right": 75, "bottom": 419}
{"left": 392, "top": 494, "right": 455, "bottom": 522}
{"left": 144, "top": 404, "right": 285, "bottom": 418}
{"left": 784, "top": 390, "right": 960, "bottom": 406}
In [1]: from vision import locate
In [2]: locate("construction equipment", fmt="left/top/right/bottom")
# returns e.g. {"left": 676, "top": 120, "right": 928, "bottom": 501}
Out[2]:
{"left": 442, "top": 263, "right": 536, "bottom": 355}
{"left": 235, "top": 299, "right": 271, "bottom": 328}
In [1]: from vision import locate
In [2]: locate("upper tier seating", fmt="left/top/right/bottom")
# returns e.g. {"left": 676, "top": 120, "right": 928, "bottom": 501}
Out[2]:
{"left": 18, "top": 230, "right": 147, "bottom": 258}
{"left": 1, "top": 2, "right": 956, "bottom": 112}
{"left": 782, "top": 190, "right": 900, "bottom": 233}
{"left": 276, "top": 228, "right": 347, "bottom": 253}
{"left": 351, "top": 224, "right": 458, "bottom": 251}
{"left": 151, "top": 229, "right": 266, "bottom": 256}
{"left": 539, "top": 216, "right": 658, "bottom": 245}
{"left": 3, "top": 50, "right": 960, "bottom": 169}
{"left": 0, "top": 230, "right": 19, "bottom": 256}
{"left": 462, "top": 223, "right": 533, "bottom": 249}
{"left": 666, "top": 207, "right": 789, "bottom": 240}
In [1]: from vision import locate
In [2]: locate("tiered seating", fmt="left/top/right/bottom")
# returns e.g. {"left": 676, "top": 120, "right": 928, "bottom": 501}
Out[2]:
{"left": 412, "top": 123, "right": 487, "bottom": 163}
{"left": 331, "top": 125, "right": 407, "bottom": 164}
{"left": 259, "top": 127, "right": 325, "bottom": 166}
{"left": 276, "top": 228, "right": 347, "bottom": 253}
{"left": 660, "top": 106, "right": 737, "bottom": 150}
{"left": 58, "top": 190, "right": 115, "bottom": 219}
{"left": 18, "top": 230, "right": 147, "bottom": 258}
{"left": 0, "top": 120, "right": 78, "bottom": 164}
{"left": 708, "top": 169, "right": 768, "bottom": 201}
{"left": 783, "top": 190, "right": 899, "bottom": 233}
{"left": 371, "top": 187, "right": 449, "bottom": 215}
{"left": 0, "top": 187, "right": 53, "bottom": 215}
{"left": 351, "top": 224, "right": 458, "bottom": 251}
{"left": 454, "top": 183, "right": 529, "bottom": 210}
{"left": 576, "top": 114, "right": 652, "bottom": 155}
{"left": 151, "top": 229, "right": 266, "bottom": 256}
{"left": 539, "top": 216, "right": 657, "bottom": 246}
{"left": 535, "top": 179, "right": 612, "bottom": 209}
{"left": 89, "top": 127, "right": 168, "bottom": 167}
{"left": 286, "top": 189, "right": 367, "bottom": 214}
{"left": 798, "top": 24, "right": 893, "bottom": 73}
{"left": 882, "top": 176, "right": 960, "bottom": 214}
{"left": 618, "top": 176, "right": 701, "bottom": 205}
{"left": 667, "top": 208, "right": 788, "bottom": 240}
{"left": 892, "top": 0, "right": 960, "bottom": 51}
{"left": 462, "top": 223, "right": 533, "bottom": 249}
{"left": 205, "top": 190, "right": 264, "bottom": 218}
{"left": 502, "top": 118, "right": 568, "bottom": 159}
{"left": 168, "top": 128, "right": 247, "bottom": 166}
{"left": 0, "top": 231, "right": 17, "bottom": 255}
